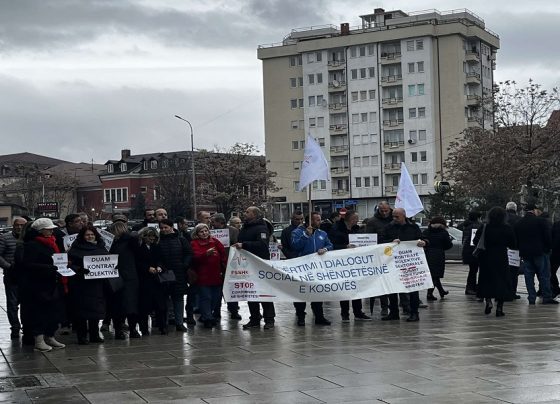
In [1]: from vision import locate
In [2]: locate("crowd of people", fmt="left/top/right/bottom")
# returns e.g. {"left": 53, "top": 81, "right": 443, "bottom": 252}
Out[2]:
{"left": 0, "top": 200, "right": 558, "bottom": 352}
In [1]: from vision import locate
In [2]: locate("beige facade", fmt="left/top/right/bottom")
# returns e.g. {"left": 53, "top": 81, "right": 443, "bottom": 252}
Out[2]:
{"left": 258, "top": 9, "right": 499, "bottom": 222}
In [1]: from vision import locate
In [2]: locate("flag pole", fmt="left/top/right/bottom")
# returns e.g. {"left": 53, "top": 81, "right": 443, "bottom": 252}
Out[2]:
{"left": 308, "top": 185, "right": 312, "bottom": 216}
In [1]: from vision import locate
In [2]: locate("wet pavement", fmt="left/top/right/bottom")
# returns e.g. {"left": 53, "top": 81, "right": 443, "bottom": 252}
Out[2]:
{"left": 1, "top": 263, "right": 560, "bottom": 403}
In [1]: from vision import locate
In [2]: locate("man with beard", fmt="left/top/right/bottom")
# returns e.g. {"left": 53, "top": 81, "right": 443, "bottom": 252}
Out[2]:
{"left": 233, "top": 206, "right": 275, "bottom": 329}
{"left": 280, "top": 211, "right": 304, "bottom": 259}
{"left": 132, "top": 209, "right": 157, "bottom": 231}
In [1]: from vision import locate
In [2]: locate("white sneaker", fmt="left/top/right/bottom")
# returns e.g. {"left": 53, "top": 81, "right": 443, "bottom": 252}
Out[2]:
{"left": 34, "top": 335, "right": 52, "bottom": 352}
{"left": 45, "top": 337, "right": 66, "bottom": 349}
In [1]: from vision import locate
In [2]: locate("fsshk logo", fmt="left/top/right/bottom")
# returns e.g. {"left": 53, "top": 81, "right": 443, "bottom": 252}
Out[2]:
{"left": 230, "top": 254, "right": 249, "bottom": 270}
{"left": 303, "top": 154, "right": 312, "bottom": 166}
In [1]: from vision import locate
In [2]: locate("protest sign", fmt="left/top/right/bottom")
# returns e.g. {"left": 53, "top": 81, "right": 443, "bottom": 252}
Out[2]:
{"left": 52, "top": 253, "right": 75, "bottom": 277}
{"left": 211, "top": 229, "right": 230, "bottom": 247}
{"left": 83, "top": 254, "right": 119, "bottom": 279}
{"left": 224, "top": 241, "right": 432, "bottom": 302}
{"left": 349, "top": 233, "right": 377, "bottom": 247}
{"left": 269, "top": 242, "right": 281, "bottom": 261}
{"left": 508, "top": 249, "right": 520, "bottom": 267}
{"left": 98, "top": 229, "right": 114, "bottom": 250}
{"left": 63, "top": 234, "right": 78, "bottom": 251}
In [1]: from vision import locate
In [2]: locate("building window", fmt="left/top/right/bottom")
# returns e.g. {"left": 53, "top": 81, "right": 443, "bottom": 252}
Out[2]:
{"left": 371, "top": 133, "right": 378, "bottom": 143}
{"left": 355, "top": 177, "right": 362, "bottom": 187}
{"left": 416, "top": 40, "right": 424, "bottom": 50}
{"left": 359, "top": 46, "right": 366, "bottom": 57}
{"left": 317, "top": 73, "right": 323, "bottom": 83}
{"left": 417, "top": 61, "right": 424, "bottom": 72}
{"left": 292, "top": 141, "right": 299, "bottom": 150}
{"left": 353, "top": 135, "right": 361, "bottom": 145}
{"left": 369, "top": 112, "right": 377, "bottom": 122}
{"left": 350, "top": 47, "right": 357, "bottom": 58}
{"left": 298, "top": 98, "right": 304, "bottom": 108}
{"left": 408, "top": 85, "right": 416, "bottom": 96}
{"left": 418, "top": 84, "right": 425, "bottom": 95}
{"left": 317, "top": 137, "right": 325, "bottom": 146}
{"left": 361, "top": 113, "right": 368, "bottom": 122}
{"left": 409, "top": 130, "right": 417, "bottom": 141}
{"left": 298, "top": 77, "right": 304, "bottom": 86}
{"left": 407, "top": 40, "right": 414, "bottom": 51}
{"left": 290, "top": 99, "right": 297, "bottom": 109}
{"left": 352, "top": 114, "right": 359, "bottom": 124}
{"left": 293, "top": 181, "right": 300, "bottom": 191}
{"left": 307, "top": 53, "right": 315, "bottom": 63}
{"left": 143, "top": 161, "right": 148, "bottom": 170}
{"left": 408, "top": 63, "right": 415, "bottom": 73}
{"left": 412, "top": 174, "right": 419, "bottom": 184}
{"left": 351, "top": 69, "right": 357, "bottom": 80}
{"left": 150, "top": 160, "right": 157, "bottom": 169}
{"left": 418, "top": 107, "right": 426, "bottom": 118}
{"left": 360, "top": 90, "right": 367, "bottom": 101}
{"left": 421, "top": 173, "right": 428, "bottom": 184}
{"left": 107, "top": 164, "right": 114, "bottom": 173}
{"left": 290, "top": 56, "right": 297, "bottom": 66}
{"left": 104, "top": 188, "right": 128, "bottom": 203}
{"left": 316, "top": 52, "right": 322, "bottom": 62}
{"left": 140, "top": 186, "right": 147, "bottom": 193}
{"left": 364, "top": 177, "right": 371, "bottom": 187}
{"left": 362, "top": 156, "right": 370, "bottom": 167}
{"left": 411, "top": 152, "right": 418, "bottom": 162}
{"left": 290, "top": 78, "right": 297, "bottom": 88}
{"left": 420, "top": 151, "right": 427, "bottom": 161}
{"left": 293, "top": 161, "right": 300, "bottom": 170}
{"left": 409, "top": 108, "right": 417, "bottom": 118}
{"left": 360, "top": 68, "right": 367, "bottom": 79}
{"left": 291, "top": 120, "right": 299, "bottom": 129}
{"left": 367, "top": 44, "right": 375, "bottom": 55}
{"left": 368, "top": 67, "right": 375, "bottom": 77}
{"left": 309, "top": 117, "right": 316, "bottom": 127}
{"left": 362, "top": 134, "right": 369, "bottom": 144}
{"left": 369, "top": 89, "right": 376, "bottom": 99}
{"left": 351, "top": 91, "right": 359, "bottom": 102}
{"left": 373, "top": 176, "right": 379, "bottom": 186}
{"left": 317, "top": 117, "right": 324, "bottom": 127}
{"left": 308, "top": 96, "right": 315, "bottom": 107}
{"left": 316, "top": 95, "right": 324, "bottom": 106}
{"left": 308, "top": 74, "right": 315, "bottom": 85}
{"left": 419, "top": 130, "right": 427, "bottom": 141}
{"left": 300, "top": 140, "right": 305, "bottom": 149}
{"left": 353, "top": 157, "right": 361, "bottom": 167}
{"left": 162, "top": 159, "right": 169, "bottom": 168}
{"left": 371, "top": 155, "right": 379, "bottom": 165}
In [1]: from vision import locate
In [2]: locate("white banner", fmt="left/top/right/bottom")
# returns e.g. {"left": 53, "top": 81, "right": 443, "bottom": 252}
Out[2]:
{"left": 98, "top": 229, "right": 114, "bottom": 250}
{"left": 211, "top": 229, "right": 230, "bottom": 247}
{"left": 83, "top": 254, "right": 119, "bottom": 279}
{"left": 63, "top": 234, "right": 78, "bottom": 251}
{"left": 52, "top": 253, "right": 75, "bottom": 277}
{"left": 349, "top": 233, "right": 377, "bottom": 247}
{"left": 224, "top": 241, "right": 433, "bottom": 302}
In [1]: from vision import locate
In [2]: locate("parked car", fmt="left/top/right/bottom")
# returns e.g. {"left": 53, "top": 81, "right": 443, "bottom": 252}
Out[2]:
{"left": 420, "top": 225, "right": 463, "bottom": 261}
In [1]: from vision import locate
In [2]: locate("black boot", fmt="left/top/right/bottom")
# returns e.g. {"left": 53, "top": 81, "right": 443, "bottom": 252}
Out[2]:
{"left": 484, "top": 299, "right": 493, "bottom": 315}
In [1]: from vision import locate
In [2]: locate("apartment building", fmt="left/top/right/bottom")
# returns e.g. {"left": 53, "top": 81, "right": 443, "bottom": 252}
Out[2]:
{"left": 258, "top": 8, "right": 499, "bottom": 222}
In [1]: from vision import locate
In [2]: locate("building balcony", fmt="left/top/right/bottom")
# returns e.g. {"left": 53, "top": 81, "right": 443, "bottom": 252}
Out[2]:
{"left": 328, "top": 80, "right": 346, "bottom": 90}
{"left": 380, "top": 52, "right": 402, "bottom": 64}
{"left": 330, "top": 145, "right": 349, "bottom": 156}
{"left": 465, "top": 51, "right": 480, "bottom": 63}
{"left": 331, "top": 188, "right": 350, "bottom": 196}
{"left": 383, "top": 163, "right": 401, "bottom": 171}
{"left": 466, "top": 94, "right": 481, "bottom": 106}
{"left": 330, "top": 167, "right": 349, "bottom": 176}
{"left": 327, "top": 60, "right": 345, "bottom": 70}
{"left": 382, "top": 119, "right": 404, "bottom": 129}
{"left": 328, "top": 102, "right": 347, "bottom": 111}
{"left": 381, "top": 97, "right": 403, "bottom": 107}
{"left": 466, "top": 72, "right": 481, "bottom": 84}
{"left": 329, "top": 124, "right": 348, "bottom": 133}
{"left": 380, "top": 75, "right": 402, "bottom": 85}
{"left": 384, "top": 185, "right": 397, "bottom": 194}
{"left": 383, "top": 140, "right": 405, "bottom": 150}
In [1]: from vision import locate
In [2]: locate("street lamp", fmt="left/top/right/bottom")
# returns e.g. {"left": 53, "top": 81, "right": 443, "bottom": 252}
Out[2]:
{"left": 174, "top": 115, "right": 197, "bottom": 219}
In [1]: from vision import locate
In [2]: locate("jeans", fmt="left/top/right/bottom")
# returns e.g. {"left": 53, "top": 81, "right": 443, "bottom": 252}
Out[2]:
{"left": 523, "top": 254, "right": 553, "bottom": 302}
{"left": 198, "top": 286, "right": 222, "bottom": 322}
{"left": 4, "top": 280, "right": 20, "bottom": 330}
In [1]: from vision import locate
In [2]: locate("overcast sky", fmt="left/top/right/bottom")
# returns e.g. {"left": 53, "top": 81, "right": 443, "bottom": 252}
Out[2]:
{"left": 1, "top": 0, "right": 559, "bottom": 163}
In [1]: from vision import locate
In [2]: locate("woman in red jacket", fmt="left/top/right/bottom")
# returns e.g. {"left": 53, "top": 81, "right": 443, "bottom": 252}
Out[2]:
{"left": 190, "top": 223, "right": 227, "bottom": 328}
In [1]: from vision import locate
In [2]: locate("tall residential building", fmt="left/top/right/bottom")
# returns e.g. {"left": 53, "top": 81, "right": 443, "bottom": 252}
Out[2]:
{"left": 258, "top": 8, "right": 499, "bottom": 222}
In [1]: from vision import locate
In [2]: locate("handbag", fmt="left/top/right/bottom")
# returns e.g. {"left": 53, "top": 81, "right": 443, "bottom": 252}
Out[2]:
{"left": 472, "top": 224, "right": 486, "bottom": 258}
{"left": 157, "top": 270, "right": 176, "bottom": 283}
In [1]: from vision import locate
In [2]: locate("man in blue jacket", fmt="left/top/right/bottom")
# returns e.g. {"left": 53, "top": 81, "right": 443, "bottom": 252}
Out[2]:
{"left": 291, "top": 211, "right": 333, "bottom": 326}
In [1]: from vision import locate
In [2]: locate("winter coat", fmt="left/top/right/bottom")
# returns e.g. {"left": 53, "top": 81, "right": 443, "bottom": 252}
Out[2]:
{"left": 191, "top": 237, "right": 227, "bottom": 286}
{"left": 474, "top": 223, "right": 516, "bottom": 299}
{"left": 380, "top": 220, "right": 423, "bottom": 244}
{"left": 237, "top": 219, "right": 270, "bottom": 259}
{"left": 291, "top": 226, "right": 333, "bottom": 256}
{"left": 329, "top": 220, "right": 361, "bottom": 250}
{"left": 281, "top": 223, "right": 300, "bottom": 259}
{"left": 67, "top": 240, "right": 108, "bottom": 320}
{"left": 109, "top": 233, "right": 139, "bottom": 315}
{"left": 552, "top": 221, "right": 560, "bottom": 260}
{"left": 0, "top": 231, "right": 19, "bottom": 284}
{"left": 364, "top": 210, "right": 393, "bottom": 235}
{"left": 460, "top": 219, "right": 482, "bottom": 265}
{"left": 135, "top": 242, "right": 165, "bottom": 284}
{"left": 514, "top": 212, "right": 552, "bottom": 258}
{"left": 159, "top": 231, "right": 193, "bottom": 295}
{"left": 422, "top": 225, "right": 453, "bottom": 278}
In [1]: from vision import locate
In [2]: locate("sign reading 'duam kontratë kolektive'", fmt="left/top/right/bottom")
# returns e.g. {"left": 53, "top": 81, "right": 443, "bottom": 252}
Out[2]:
{"left": 83, "top": 255, "right": 119, "bottom": 279}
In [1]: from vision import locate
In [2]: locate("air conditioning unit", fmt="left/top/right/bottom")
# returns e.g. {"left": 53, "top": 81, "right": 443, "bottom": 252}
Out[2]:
{"left": 408, "top": 139, "right": 416, "bottom": 144}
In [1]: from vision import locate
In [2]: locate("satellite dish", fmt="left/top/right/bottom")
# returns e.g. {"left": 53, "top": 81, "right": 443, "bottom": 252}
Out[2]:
{"left": 333, "top": 80, "right": 340, "bottom": 87}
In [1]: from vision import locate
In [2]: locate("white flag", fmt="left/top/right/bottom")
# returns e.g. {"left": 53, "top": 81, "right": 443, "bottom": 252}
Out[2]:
{"left": 298, "top": 134, "right": 330, "bottom": 191}
{"left": 395, "top": 162, "right": 424, "bottom": 217}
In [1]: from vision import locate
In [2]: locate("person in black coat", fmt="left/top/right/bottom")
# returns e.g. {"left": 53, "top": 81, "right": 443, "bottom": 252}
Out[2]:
{"left": 459, "top": 211, "right": 482, "bottom": 295}
{"left": 551, "top": 219, "right": 560, "bottom": 297}
{"left": 22, "top": 218, "right": 66, "bottom": 352}
{"left": 379, "top": 208, "right": 427, "bottom": 322}
{"left": 136, "top": 227, "right": 168, "bottom": 335}
{"left": 329, "top": 210, "right": 371, "bottom": 322}
{"left": 422, "top": 217, "right": 453, "bottom": 301}
{"left": 233, "top": 206, "right": 275, "bottom": 329}
{"left": 280, "top": 211, "right": 304, "bottom": 259}
{"left": 158, "top": 218, "right": 193, "bottom": 331}
{"left": 67, "top": 225, "right": 108, "bottom": 344}
{"left": 109, "top": 221, "right": 140, "bottom": 339}
{"left": 474, "top": 207, "right": 516, "bottom": 317}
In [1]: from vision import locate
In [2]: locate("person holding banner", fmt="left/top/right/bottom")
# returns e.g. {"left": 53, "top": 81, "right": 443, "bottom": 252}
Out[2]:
{"left": 22, "top": 218, "right": 66, "bottom": 352}
{"left": 421, "top": 217, "right": 453, "bottom": 301}
{"left": 191, "top": 224, "right": 227, "bottom": 328}
{"left": 329, "top": 210, "right": 372, "bottom": 322}
{"left": 291, "top": 212, "right": 333, "bottom": 326}
{"left": 234, "top": 206, "right": 276, "bottom": 330}
{"left": 67, "top": 225, "right": 108, "bottom": 345}
{"left": 280, "top": 211, "right": 304, "bottom": 260}
{"left": 380, "top": 208, "right": 427, "bottom": 322}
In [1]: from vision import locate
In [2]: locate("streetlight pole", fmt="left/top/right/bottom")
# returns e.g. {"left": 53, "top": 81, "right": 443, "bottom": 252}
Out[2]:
{"left": 174, "top": 115, "right": 197, "bottom": 220}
